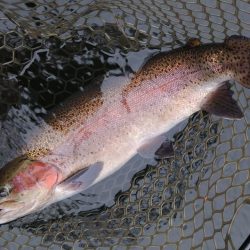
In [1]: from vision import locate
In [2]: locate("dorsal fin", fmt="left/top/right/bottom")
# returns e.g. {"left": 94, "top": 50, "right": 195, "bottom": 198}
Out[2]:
{"left": 201, "top": 82, "right": 243, "bottom": 119}
{"left": 186, "top": 38, "right": 201, "bottom": 47}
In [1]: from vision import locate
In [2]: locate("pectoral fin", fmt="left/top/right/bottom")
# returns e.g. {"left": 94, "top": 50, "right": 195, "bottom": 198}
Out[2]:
{"left": 201, "top": 82, "right": 243, "bottom": 119}
{"left": 56, "top": 162, "right": 103, "bottom": 192}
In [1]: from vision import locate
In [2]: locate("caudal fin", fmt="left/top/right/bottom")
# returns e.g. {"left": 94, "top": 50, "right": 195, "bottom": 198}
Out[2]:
{"left": 225, "top": 35, "right": 250, "bottom": 89}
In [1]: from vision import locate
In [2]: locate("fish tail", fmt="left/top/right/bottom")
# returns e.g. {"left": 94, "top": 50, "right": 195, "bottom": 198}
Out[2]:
{"left": 225, "top": 35, "right": 250, "bottom": 88}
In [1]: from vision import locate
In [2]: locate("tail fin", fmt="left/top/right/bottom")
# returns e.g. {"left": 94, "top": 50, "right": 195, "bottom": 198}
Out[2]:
{"left": 225, "top": 35, "right": 250, "bottom": 89}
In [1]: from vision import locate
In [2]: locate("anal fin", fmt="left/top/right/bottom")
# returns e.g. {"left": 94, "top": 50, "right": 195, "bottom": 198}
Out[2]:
{"left": 201, "top": 82, "right": 243, "bottom": 119}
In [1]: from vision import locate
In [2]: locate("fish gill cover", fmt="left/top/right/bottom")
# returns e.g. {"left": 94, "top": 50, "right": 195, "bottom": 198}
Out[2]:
{"left": 0, "top": 0, "right": 249, "bottom": 249}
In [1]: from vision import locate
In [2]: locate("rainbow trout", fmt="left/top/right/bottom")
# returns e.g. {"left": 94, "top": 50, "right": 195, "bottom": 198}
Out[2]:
{"left": 0, "top": 35, "right": 249, "bottom": 224}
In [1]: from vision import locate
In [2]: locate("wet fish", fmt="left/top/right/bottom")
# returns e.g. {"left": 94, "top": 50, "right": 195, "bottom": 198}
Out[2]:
{"left": 0, "top": 35, "right": 249, "bottom": 224}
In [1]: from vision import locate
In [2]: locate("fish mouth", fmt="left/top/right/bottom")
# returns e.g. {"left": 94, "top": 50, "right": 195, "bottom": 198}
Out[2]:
{"left": 0, "top": 207, "right": 13, "bottom": 224}
{"left": 0, "top": 208, "right": 9, "bottom": 219}
{"left": 0, "top": 200, "right": 26, "bottom": 213}
{"left": 0, "top": 201, "right": 27, "bottom": 224}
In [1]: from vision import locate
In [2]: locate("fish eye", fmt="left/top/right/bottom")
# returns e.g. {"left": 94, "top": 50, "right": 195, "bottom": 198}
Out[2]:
{"left": 0, "top": 186, "right": 10, "bottom": 198}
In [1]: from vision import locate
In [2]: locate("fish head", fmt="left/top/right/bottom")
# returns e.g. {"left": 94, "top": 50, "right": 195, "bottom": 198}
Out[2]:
{"left": 225, "top": 35, "right": 250, "bottom": 88}
{"left": 0, "top": 156, "right": 61, "bottom": 224}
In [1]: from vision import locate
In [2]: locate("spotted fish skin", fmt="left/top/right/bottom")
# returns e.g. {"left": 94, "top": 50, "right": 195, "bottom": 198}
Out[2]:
{"left": 0, "top": 35, "right": 249, "bottom": 224}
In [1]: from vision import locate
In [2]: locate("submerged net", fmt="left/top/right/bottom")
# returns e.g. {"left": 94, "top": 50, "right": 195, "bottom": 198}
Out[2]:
{"left": 0, "top": 0, "right": 249, "bottom": 249}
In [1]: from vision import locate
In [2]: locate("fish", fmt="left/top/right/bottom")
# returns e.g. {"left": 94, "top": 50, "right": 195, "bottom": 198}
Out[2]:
{"left": 0, "top": 35, "right": 249, "bottom": 224}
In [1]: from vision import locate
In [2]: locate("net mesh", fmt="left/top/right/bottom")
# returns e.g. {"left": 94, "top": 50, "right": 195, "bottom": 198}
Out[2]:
{"left": 0, "top": 0, "right": 249, "bottom": 249}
